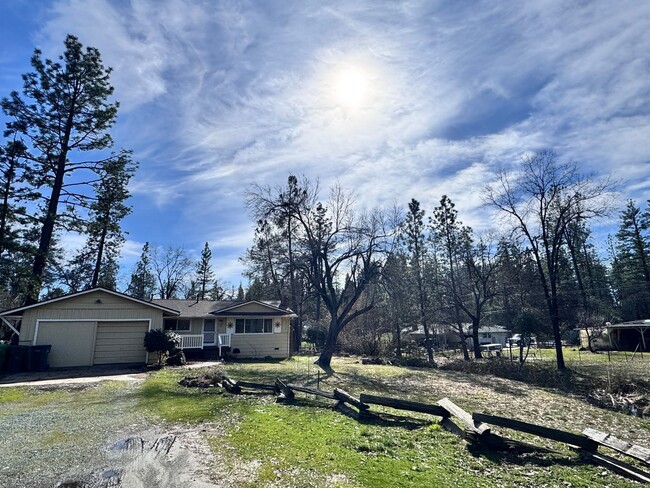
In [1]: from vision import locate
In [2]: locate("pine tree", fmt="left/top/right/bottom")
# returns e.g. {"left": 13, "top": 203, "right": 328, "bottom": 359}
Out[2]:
{"left": 127, "top": 243, "right": 156, "bottom": 300}
{"left": 400, "top": 199, "right": 435, "bottom": 363}
{"left": 195, "top": 242, "right": 214, "bottom": 300}
{"left": 1, "top": 35, "right": 130, "bottom": 303}
{"left": 613, "top": 200, "right": 650, "bottom": 319}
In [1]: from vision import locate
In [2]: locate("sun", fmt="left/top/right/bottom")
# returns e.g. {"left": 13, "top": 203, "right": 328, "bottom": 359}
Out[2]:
{"left": 332, "top": 68, "right": 369, "bottom": 110}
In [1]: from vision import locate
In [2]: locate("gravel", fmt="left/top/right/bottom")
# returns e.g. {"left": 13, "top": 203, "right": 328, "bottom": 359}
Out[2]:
{"left": 0, "top": 382, "right": 154, "bottom": 487}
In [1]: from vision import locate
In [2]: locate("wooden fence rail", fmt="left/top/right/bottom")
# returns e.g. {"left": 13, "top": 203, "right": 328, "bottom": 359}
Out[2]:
{"left": 472, "top": 412, "right": 597, "bottom": 450}
{"left": 209, "top": 376, "right": 650, "bottom": 484}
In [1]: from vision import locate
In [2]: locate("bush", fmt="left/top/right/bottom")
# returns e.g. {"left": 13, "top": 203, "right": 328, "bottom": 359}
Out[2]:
{"left": 166, "top": 348, "right": 187, "bottom": 366}
{"left": 144, "top": 329, "right": 181, "bottom": 366}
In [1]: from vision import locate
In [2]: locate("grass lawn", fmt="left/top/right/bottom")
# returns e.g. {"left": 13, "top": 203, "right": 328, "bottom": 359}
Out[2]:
{"left": 2, "top": 353, "right": 649, "bottom": 487}
{"left": 137, "top": 355, "right": 649, "bottom": 487}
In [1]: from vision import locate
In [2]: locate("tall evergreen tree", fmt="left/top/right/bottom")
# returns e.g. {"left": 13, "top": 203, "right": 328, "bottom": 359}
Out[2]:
{"left": 127, "top": 243, "right": 156, "bottom": 299}
{"left": 400, "top": 199, "right": 435, "bottom": 363}
{"left": 612, "top": 200, "right": 650, "bottom": 319}
{"left": 195, "top": 242, "right": 215, "bottom": 300}
{"left": 430, "top": 195, "right": 472, "bottom": 360}
{"left": 1, "top": 35, "right": 130, "bottom": 303}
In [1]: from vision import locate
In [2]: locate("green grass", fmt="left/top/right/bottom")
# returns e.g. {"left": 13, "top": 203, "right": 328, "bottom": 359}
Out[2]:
{"left": 137, "top": 369, "right": 249, "bottom": 423}
{"left": 134, "top": 359, "right": 645, "bottom": 487}
{"left": 0, "top": 387, "right": 26, "bottom": 404}
{"left": 3, "top": 358, "right": 646, "bottom": 487}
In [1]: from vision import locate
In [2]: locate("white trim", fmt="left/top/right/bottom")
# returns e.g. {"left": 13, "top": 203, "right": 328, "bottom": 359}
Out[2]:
{"left": 1, "top": 287, "right": 180, "bottom": 317}
{"left": 214, "top": 300, "right": 292, "bottom": 315}
{"left": 33, "top": 318, "right": 153, "bottom": 366}
{"left": 1, "top": 317, "right": 19, "bottom": 335}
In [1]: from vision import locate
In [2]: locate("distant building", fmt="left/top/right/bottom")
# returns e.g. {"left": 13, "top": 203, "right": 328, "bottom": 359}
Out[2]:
{"left": 579, "top": 319, "right": 650, "bottom": 351}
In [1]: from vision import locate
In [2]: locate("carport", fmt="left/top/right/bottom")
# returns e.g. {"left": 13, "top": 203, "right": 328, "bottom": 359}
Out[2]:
{"left": 606, "top": 319, "right": 650, "bottom": 352}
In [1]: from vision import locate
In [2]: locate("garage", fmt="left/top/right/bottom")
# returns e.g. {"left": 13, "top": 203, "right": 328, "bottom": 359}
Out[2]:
{"left": 34, "top": 321, "right": 96, "bottom": 368}
{"left": 0, "top": 287, "right": 180, "bottom": 369}
{"left": 94, "top": 321, "right": 150, "bottom": 365}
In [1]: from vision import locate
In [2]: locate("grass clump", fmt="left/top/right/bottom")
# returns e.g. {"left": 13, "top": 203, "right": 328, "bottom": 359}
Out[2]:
{"left": 138, "top": 368, "right": 247, "bottom": 424}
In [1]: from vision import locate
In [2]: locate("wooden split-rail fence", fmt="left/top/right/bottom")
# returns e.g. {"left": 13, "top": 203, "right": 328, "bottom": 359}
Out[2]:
{"left": 213, "top": 375, "right": 650, "bottom": 484}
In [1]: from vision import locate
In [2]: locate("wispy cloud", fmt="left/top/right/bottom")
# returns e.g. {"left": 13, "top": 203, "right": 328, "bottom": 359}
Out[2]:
{"left": 10, "top": 0, "right": 648, "bottom": 282}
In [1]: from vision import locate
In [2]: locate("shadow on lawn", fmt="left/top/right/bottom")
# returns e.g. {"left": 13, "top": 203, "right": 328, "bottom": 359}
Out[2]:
{"left": 468, "top": 442, "right": 583, "bottom": 469}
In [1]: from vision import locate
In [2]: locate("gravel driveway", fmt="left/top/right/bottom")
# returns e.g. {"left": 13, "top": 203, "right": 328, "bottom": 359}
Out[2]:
{"left": 0, "top": 380, "right": 223, "bottom": 487}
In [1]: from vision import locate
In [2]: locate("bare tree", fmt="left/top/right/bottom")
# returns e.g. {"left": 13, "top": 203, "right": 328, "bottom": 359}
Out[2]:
{"left": 485, "top": 151, "right": 616, "bottom": 370}
{"left": 293, "top": 186, "right": 394, "bottom": 370}
{"left": 151, "top": 246, "right": 193, "bottom": 299}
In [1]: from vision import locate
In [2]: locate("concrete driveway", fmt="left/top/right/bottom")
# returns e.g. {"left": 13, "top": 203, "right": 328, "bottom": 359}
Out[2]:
{"left": 0, "top": 361, "right": 222, "bottom": 387}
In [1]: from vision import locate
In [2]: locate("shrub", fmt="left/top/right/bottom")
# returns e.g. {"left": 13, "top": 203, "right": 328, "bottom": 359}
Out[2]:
{"left": 144, "top": 329, "right": 181, "bottom": 367}
{"left": 166, "top": 348, "right": 187, "bottom": 366}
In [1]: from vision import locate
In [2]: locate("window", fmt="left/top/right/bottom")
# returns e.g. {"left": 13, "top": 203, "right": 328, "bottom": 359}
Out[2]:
{"left": 235, "top": 318, "right": 273, "bottom": 334}
{"left": 164, "top": 318, "right": 190, "bottom": 331}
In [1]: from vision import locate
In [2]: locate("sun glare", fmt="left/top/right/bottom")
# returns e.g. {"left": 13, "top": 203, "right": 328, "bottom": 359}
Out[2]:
{"left": 333, "top": 68, "right": 369, "bottom": 110}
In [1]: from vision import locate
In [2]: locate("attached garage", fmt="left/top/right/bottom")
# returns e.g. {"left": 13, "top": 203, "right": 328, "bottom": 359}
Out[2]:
{"left": 93, "top": 321, "right": 149, "bottom": 365}
{"left": 34, "top": 321, "right": 96, "bottom": 368}
{"left": 1, "top": 288, "right": 180, "bottom": 368}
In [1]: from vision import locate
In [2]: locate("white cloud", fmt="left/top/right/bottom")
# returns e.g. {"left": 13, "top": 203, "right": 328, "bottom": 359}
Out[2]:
{"left": 28, "top": 0, "right": 650, "bottom": 284}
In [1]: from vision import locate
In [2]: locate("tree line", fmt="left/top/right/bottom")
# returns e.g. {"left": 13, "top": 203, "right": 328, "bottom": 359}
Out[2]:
{"left": 125, "top": 241, "right": 241, "bottom": 302}
{"left": 3, "top": 36, "right": 649, "bottom": 372}
{"left": 0, "top": 35, "right": 135, "bottom": 307}
{"left": 241, "top": 157, "right": 649, "bottom": 370}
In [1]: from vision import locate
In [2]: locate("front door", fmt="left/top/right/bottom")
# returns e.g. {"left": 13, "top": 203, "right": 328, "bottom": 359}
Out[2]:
{"left": 203, "top": 319, "right": 216, "bottom": 345}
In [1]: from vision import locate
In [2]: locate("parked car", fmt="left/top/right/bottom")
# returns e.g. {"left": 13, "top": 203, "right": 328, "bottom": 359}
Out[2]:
{"left": 508, "top": 334, "right": 537, "bottom": 347}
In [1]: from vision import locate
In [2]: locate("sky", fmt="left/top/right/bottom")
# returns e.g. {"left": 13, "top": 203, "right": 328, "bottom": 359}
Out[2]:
{"left": 1, "top": 0, "right": 649, "bottom": 288}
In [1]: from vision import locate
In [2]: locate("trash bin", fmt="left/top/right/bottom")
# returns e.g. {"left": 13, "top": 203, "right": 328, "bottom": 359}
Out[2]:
{"left": 0, "top": 343, "right": 9, "bottom": 371}
{"left": 6, "top": 345, "right": 29, "bottom": 373}
{"left": 28, "top": 344, "right": 51, "bottom": 372}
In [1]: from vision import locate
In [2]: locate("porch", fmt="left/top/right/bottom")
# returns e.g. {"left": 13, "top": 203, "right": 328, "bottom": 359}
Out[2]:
{"left": 178, "top": 333, "right": 231, "bottom": 357}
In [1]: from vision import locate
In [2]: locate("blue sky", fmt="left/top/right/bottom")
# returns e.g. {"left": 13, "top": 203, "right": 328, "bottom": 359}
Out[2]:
{"left": 1, "top": 0, "right": 649, "bottom": 288}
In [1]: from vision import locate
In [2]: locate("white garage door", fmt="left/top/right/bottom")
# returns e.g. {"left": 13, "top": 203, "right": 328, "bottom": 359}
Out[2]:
{"left": 35, "top": 321, "right": 95, "bottom": 368}
{"left": 93, "top": 321, "right": 149, "bottom": 365}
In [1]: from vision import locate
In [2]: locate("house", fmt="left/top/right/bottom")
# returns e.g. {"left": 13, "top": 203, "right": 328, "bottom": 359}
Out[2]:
{"left": 402, "top": 324, "right": 510, "bottom": 349}
{"left": 0, "top": 287, "right": 295, "bottom": 368}
{"left": 466, "top": 325, "right": 511, "bottom": 348}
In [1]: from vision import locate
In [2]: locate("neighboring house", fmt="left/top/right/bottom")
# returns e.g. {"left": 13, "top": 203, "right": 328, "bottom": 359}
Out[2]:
{"left": 402, "top": 324, "right": 510, "bottom": 349}
{"left": 0, "top": 287, "right": 295, "bottom": 368}
{"left": 466, "top": 325, "right": 511, "bottom": 348}
{"left": 579, "top": 320, "right": 650, "bottom": 351}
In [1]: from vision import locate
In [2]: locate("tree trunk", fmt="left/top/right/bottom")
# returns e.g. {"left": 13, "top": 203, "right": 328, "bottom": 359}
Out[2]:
{"left": 565, "top": 230, "right": 589, "bottom": 312}
{"left": 91, "top": 210, "right": 109, "bottom": 288}
{"left": 29, "top": 156, "right": 66, "bottom": 304}
{"left": 28, "top": 97, "right": 76, "bottom": 304}
{"left": 316, "top": 317, "right": 339, "bottom": 370}
{"left": 456, "top": 322, "right": 470, "bottom": 360}
{"left": 472, "top": 318, "right": 482, "bottom": 359}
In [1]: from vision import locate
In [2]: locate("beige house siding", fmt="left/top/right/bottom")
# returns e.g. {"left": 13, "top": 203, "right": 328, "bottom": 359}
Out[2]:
{"left": 19, "top": 290, "right": 164, "bottom": 345}
{"left": 230, "top": 317, "right": 290, "bottom": 358}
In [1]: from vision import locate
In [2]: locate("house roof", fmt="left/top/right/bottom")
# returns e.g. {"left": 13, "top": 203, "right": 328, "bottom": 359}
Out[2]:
{"left": 478, "top": 325, "right": 510, "bottom": 334}
{"left": 607, "top": 319, "right": 650, "bottom": 329}
{"left": 0, "top": 287, "right": 181, "bottom": 317}
{"left": 151, "top": 299, "right": 294, "bottom": 318}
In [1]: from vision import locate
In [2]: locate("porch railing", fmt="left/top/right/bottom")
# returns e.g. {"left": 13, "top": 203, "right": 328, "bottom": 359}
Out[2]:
{"left": 218, "top": 334, "right": 231, "bottom": 357}
{"left": 179, "top": 334, "right": 204, "bottom": 350}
